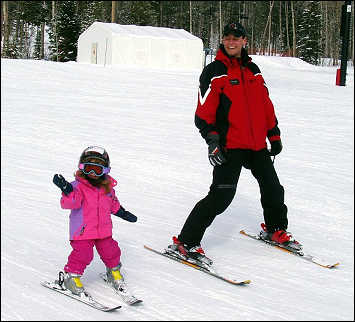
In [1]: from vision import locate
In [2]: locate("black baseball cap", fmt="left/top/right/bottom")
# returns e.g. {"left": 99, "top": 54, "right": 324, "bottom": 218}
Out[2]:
{"left": 223, "top": 22, "right": 246, "bottom": 37}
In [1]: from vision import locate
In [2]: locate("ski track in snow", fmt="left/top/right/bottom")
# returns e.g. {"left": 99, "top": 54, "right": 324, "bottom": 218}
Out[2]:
{"left": 1, "top": 57, "right": 354, "bottom": 321}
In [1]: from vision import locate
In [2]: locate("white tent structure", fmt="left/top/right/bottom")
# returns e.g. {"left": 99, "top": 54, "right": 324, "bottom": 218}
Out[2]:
{"left": 77, "top": 22, "right": 204, "bottom": 71}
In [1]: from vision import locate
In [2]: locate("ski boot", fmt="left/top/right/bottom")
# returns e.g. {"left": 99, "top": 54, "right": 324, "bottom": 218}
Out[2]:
{"left": 106, "top": 263, "right": 128, "bottom": 293}
{"left": 62, "top": 272, "right": 85, "bottom": 295}
{"left": 167, "top": 236, "right": 213, "bottom": 268}
{"left": 260, "top": 223, "right": 302, "bottom": 251}
{"left": 187, "top": 245, "right": 213, "bottom": 267}
{"left": 166, "top": 236, "right": 189, "bottom": 258}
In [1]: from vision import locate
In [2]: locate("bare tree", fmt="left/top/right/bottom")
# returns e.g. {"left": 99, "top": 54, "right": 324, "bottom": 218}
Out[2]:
{"left": 279, "top": 1, "right": 283, "bottom": 53}
{"left": 159, "top": 1, "right": 163, "bottom": 27}
{"left": 39, "top": 1, "right": 46, "bottom": 59}
{"left": 111, "top": 1, "right": 116, "bottom": 23}
{"left": 51, "top": 0, "right": 59, "bottom": 61}
{"left": 219, "top": 1, "right": 222, "bottom": 41}
{"left": 268, "top": 1, "right": 274, "bottom": 55}
{"left": 352, "top": 1, "right": 354, "bottom": 64}
{"left": 189, "top": 1, "right": 192, "bottom": 32}
{"left": 249, "top": 1, "right": 257, "bottom": 54}
{"left": 291, "top": 1, "right": 296, "bottom": 57}
{"left": 285, "top": 1, "right": 290, "bottom": 55}
{"left": 322, "top": 1, "right": 329, "bottom": 58}
{"left": 260, "top": 1, "right": 274, "bottom": 55}
{"left": 2, "top": 1, "right": 9, "bottom": 53}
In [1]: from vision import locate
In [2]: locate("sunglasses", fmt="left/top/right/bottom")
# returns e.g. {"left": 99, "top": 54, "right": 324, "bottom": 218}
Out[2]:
{"left": 79, "top": 162, "right": 111, "bottom": 177}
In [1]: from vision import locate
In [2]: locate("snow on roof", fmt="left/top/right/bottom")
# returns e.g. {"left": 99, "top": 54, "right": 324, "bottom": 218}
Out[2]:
{"left": 92, "top": 22, "right": 199, "bottom": 41}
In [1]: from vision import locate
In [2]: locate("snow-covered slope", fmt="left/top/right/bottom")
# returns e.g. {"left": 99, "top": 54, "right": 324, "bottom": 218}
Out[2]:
{"left": 1, "top": 56, "right": 353, "bottom": 321}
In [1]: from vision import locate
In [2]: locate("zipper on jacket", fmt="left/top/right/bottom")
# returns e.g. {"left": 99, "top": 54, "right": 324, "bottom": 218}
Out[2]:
{"left": 97, "top": 190, "right": 100, "bottom": 237}
{"left": 241, "top": 67, "right": 256, "bottom": 149}
{"left": 79, "top": 224, "right": 86, "bottom": 235}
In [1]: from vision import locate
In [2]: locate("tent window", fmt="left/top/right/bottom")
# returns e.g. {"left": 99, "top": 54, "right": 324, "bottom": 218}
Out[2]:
{"left": 91, "top": 43, "right": 98, "bottom": 64}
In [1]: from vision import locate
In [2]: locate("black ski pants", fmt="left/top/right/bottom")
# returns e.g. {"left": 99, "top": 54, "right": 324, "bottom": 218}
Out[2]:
{"left": 178, "top": 148, "right": 288, "bottom": 248}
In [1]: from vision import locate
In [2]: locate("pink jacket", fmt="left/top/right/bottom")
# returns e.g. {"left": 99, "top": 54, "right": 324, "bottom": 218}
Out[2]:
{"left": 60, "top": 175, "right": 120, "bottom": 240}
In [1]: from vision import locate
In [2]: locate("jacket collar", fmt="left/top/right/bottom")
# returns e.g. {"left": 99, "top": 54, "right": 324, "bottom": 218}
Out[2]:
{"left": 75, "top": 174, "right": 117, "bottom": 190}
{"left": 215, "top": 44, "right": 251, "bottom": 68}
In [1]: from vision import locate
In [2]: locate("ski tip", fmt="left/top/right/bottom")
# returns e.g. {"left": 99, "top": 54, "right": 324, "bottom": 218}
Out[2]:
{"left": 327, "top": 262, "right": 340, "bottom": 269}
{"left": 104, "top": 305, "right": 122, "bottom": 312}
{"left": 227, "top": 279, "right": 251, "bottom": 285}
{"left": 129, "top": 299, "right": 143, "bottom": 305}
{"left": 143, "top": 245, "right": 152, "bottom": 250}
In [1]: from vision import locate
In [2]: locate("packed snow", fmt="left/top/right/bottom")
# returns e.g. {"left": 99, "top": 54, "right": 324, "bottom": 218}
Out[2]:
{"left": 1, "top": 55, "right": 353, "bottom": 321}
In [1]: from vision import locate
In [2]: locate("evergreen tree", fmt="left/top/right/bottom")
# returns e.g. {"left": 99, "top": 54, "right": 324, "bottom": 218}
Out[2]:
{"left": 33, "top": 27, "right": 42, "bottom": 60}
{"left": 55, "top": 1, "right": 81, "bottom": 62}
{"left": 78, "top": 1, "right": 99, "bottom": 33}
{"left": 115, "top": 1, "right": 159, "bottom": 26}
{"left": 296, "top": 1, "right": 322, "bottom": 65}
{"left": 48, "top": 19, "right": 58, "bottom": 61}
{"left": 2, "top": 42, "right": 20, "bottom": 59}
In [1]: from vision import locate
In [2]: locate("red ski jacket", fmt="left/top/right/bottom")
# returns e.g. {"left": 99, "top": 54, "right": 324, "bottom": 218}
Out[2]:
{"left": 195, "top": 46, "right": 281, "bottom": 151}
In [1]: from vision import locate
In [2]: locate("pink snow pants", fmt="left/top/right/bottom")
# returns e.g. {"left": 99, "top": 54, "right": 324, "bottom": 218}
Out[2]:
{"left": 64, "top": 236, "right": 121, "bottom": 275}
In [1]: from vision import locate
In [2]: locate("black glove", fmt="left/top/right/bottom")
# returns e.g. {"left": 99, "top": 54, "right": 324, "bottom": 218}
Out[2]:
{"left": 206, "top": 133, "right": 227, "bottom": 166}
{"left": 269, "top": 140, "right": 283, "bottom": 156}
{"left": 113, "top": 206, "right": 137, "bottom": 222}
{"left": 53, "top": 174, "right": 73, "bottom": 196}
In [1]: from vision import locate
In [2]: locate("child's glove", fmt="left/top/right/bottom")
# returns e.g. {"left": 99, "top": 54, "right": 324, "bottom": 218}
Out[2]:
{"left": 53, "top": 174, "right": 73, "bottom": 195}
{"left": 113, "top": 206, "right": 137, "bottom": 222}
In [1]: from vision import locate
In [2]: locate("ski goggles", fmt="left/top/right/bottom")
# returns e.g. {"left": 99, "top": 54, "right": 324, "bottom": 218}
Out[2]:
{"left": 79, "top": 162, "right": 110, "bottom": 177}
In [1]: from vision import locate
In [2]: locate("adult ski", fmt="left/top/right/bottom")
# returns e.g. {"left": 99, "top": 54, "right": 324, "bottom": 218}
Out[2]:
{"left": 240, "top": 229, "right": 340, "bottom": 269}
{"left": 41, "top": 278, "right": 122, "bottom": 312}
{"left": 144, "top": 245, "right": 251, "bottom": 285}
{"left": 99, "top": 273, "right": 143, "bottom": 306}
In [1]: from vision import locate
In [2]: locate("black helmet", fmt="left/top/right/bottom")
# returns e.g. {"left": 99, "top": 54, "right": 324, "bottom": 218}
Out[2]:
{"left": 79, "top": 146, "right": 110, "bottom": 168}
{"left": 223, "top": 22, "right": 246, "bottom": 38}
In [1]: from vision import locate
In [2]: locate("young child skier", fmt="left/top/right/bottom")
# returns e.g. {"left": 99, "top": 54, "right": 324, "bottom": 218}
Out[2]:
{"left": 53, "top": 146, "right": 137, "bottom": 296}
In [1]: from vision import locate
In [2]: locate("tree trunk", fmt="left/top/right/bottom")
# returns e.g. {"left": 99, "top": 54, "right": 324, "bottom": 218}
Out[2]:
{"left": 291, "top": 1, "right": 296, "bottom": 57}
{"left": 209, "top": 2, "right": 213, "bottom": 49}
{"left": 189, "top": 1, "right": 192, "bottom": 33}
{"left": 285, "top": 1, "right": 290, "bottom": 55}
{"left": 1, "top": 0, "right": 3, "bottom": 44}
{"left": 179, "top": 1, "right": 183, "bottom": 29}
{"left": 324, "top": 2, "right": 329, "bottom": 58}
{"left": 2, "top": 0, "right": 9, "bottom": 53}
{"left": 159, "top": 1, "right": 163, "bottom": 27}
{"left": 52, "top": 0, "right": 58, "bottom": 61}
{"left": 111, "top": 1, "right": 116, "bottom": 23}
{"left": 261, "top": 1, "right": 274, "bottom": 55}
{"left": 40, "top": 22, "right": 45, "bottom": 59}
{"left": 268, "top": 1, "right": 273, "bottom": 56}
{"left": 219, "top": 1, "right": 222, "bottom": 41}
{"left": 250, "top": 2, "right": 256, "bottom": 54}
{"left": 279, "top": 1, "right": 282, "bottom": 54}
{"left": 352, "top": 1, "right": 354, "bottom": 64}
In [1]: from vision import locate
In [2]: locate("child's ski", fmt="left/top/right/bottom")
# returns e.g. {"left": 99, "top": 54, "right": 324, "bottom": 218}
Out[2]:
{"left": 99, "top": 273, "right": 143, "bottom": 306}
{"left": 41, "top": 279, "right": 121, "bottom": 312}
